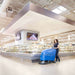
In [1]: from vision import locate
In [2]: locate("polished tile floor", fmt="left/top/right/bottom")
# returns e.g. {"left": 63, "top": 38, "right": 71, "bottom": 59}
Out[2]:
{"left": 0, "top": 55, "right": 75, "bottom": 75}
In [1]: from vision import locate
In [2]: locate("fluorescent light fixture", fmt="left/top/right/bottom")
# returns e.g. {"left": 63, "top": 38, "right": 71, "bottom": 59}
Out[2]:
{"left": 0, "top": 27, "right": 5, "bottom": 33}
{"left": 58, "top": 6, "right": 67, "bottom": 11}
{"left": 52, "top": 6, "right": 67, "bottom": 14}
{"left": 52, "top": 9, "right": 62, "bottom": 14}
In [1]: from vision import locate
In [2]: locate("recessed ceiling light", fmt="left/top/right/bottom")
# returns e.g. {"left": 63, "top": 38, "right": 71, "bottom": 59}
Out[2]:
{"left": 52, "top": 6, "right": 67, "bottom": 14}
{"left": 58, "top": 6, "right": 67, "bottom": 11}
{"left": 52, "top": 9, "right": 62, "bottom": 14}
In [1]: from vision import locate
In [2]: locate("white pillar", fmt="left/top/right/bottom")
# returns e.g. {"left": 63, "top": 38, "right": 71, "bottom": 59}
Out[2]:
{"left": 15, "top": 30, "right": 39, "bottom": 45}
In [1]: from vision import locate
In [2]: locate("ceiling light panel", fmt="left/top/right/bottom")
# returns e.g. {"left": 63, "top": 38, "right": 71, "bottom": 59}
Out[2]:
{"left": 52, "top": 6, "right": 67, "bottom": 14}
{"left": 52, "top": 8, "right": 62, "bottom": 14}
{"left": 57, "top": 6, "right": 67, "bottom": 11}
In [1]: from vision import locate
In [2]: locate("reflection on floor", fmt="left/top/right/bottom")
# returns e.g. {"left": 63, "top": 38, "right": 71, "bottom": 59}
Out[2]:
{"left": 0, "top": 55, "right": 75, "bottom": 75}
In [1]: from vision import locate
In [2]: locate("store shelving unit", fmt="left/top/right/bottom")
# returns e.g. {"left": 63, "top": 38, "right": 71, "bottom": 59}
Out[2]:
{"left": 40, "top": 30, "right": 75, "bottom": 52}
{"left": 1, "top": 30, "right": 75, "bottom": 53}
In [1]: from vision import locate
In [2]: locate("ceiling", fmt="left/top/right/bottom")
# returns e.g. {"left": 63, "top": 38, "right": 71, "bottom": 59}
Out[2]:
{"left": 0, "top": 0, "right": 74, "bottom": 30}
{"left": 0, "top": 16, "right": 12, "bottom": 30}
{"left": 0, "top": 16, "right": 12, "bottom": 45}
{"left": 0, "top": 0, "right": 29, "bottom": 17}
{"left": 31, "top": 0, "right": 75, "bottom": 21}
{"left": 0, "top": 0, "right": 75, "bottom": 46}
{"left": 4, "top": 11, "right": 75, "bottom": 37}
{"left": 0, "top": 0, "right": 75, "bottom": 21}
{"left": 0, "top": 0, "right": 29, "bottom": 45}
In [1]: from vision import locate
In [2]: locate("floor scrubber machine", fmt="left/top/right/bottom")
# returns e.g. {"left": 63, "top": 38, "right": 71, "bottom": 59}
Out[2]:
{"left": 39, "top": 48, "right": 56, "bottom": 64}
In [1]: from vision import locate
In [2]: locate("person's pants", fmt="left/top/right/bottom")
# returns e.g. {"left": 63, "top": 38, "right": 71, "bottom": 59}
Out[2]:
{"left": 56, "top": 49, "right": 60, "bottom": 61}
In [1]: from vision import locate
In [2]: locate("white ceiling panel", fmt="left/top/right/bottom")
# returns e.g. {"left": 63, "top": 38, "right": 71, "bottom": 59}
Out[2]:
{"left": 4, "top": 11, "right": 75, "bottom": 37}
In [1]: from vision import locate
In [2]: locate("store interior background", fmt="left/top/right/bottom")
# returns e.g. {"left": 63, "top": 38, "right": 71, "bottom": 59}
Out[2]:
{"left": 0, "top": 0, "right": 75, "bottom": 54}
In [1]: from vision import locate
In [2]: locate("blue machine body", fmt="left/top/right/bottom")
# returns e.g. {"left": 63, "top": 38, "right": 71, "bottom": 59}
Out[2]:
{"left": 40, "top": 48, "right": 56, "bottom": 61}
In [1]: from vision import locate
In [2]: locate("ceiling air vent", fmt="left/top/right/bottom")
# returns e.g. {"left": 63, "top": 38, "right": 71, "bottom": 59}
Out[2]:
{"left": 6, "top": 7, "right": 13, "bottom": 17}
{"left": 6, "top": 7, "right": 13, "bottom": 12}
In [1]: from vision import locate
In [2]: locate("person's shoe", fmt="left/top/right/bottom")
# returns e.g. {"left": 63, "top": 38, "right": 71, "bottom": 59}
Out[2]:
{"left": 53, "top": 61, "right": 56, "bottom": 63}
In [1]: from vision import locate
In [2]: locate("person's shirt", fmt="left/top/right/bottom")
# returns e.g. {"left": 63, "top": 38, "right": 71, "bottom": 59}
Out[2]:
{"left": 54, "top": 43, "right": 59, "bottom": 49}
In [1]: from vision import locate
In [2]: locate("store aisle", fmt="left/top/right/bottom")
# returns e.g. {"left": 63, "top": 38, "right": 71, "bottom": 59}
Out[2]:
{"left": 0, "top": 55, "right": 75, "bottom": 75}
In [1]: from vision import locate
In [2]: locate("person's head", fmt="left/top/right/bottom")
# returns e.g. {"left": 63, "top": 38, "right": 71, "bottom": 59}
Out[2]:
{"left": 54, "top": 39, "right": 59, "bottom": 43}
